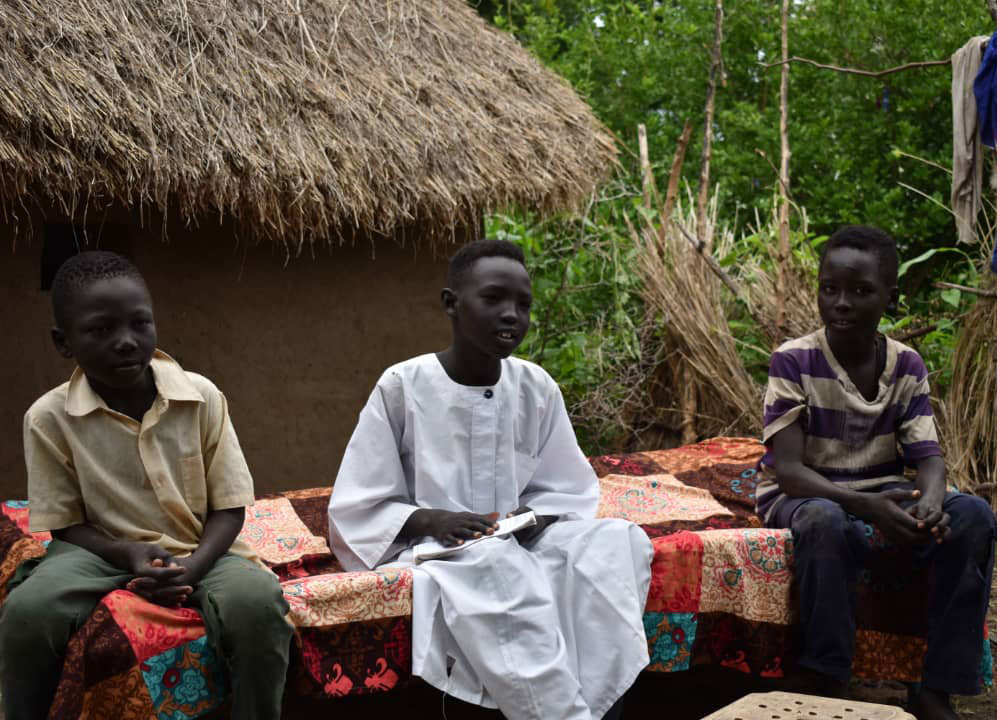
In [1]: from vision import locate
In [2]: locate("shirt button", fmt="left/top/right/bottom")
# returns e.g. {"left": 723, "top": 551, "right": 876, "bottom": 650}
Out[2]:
{"left": 484, "top": 389, "right": 493, "bottom": 399}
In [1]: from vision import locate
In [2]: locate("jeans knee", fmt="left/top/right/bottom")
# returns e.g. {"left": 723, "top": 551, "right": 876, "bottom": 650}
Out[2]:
{"left": 947, "top": 495, "right": 996, "bottom": 555}
{"left": 792, "top": 500, "right": 857, "bottom": 546}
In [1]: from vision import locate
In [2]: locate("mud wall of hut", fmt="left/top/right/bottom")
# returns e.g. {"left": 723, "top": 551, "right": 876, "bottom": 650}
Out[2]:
{"left": 0, "top": 216, "right": 454, "bottom": 499}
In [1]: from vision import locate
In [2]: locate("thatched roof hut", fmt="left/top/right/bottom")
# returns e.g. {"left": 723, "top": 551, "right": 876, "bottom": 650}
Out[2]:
{"left": 0, "top": 0, "right": 616, "bottom": 500}
{"left": 0, "top": 0, "right": 615, "bottom": 249}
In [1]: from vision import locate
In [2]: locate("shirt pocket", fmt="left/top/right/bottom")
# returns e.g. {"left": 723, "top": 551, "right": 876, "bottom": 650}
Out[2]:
{"left": 514, "top": 451, "right": 541, "bottom": 495}
{"left": 179, "top": 454, "right": 208, "bottom": 518}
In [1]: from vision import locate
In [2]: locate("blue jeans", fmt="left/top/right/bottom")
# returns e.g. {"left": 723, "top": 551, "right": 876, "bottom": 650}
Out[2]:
{"left": 769, "top": 485, "right": 996, "bottom": 694}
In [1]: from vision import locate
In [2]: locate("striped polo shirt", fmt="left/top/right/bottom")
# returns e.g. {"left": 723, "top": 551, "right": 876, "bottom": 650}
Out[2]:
{"left": 755, "top": 329, "right": 941, "bottom": 522}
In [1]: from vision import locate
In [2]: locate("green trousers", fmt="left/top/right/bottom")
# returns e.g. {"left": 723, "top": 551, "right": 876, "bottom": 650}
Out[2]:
{"left": 0, "top": 540, "right": 292, "bottom": 720}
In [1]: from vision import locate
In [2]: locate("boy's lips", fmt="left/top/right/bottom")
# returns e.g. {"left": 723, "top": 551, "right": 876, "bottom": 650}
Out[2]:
{"left": 113, "top": 361, "right": 145, "bottom": 373}
{"left": 495, "top": 330, "right": 521, "bottom": 346}
{"left": 828, "top": 319, "right": 855, "bottom": 329}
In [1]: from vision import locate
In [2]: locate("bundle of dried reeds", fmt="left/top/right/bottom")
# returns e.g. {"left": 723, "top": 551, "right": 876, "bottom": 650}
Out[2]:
{"left": 940, "top": 242, "right": 997, "bottom": 495}
{"left": 629, "top": 194, "right": 764, "bottom": 439}
{"left": 0, "top": 0, "right": 615, "bottom": 249}
{"left": 735, "top": 206, "right": 820, "bottom": 348}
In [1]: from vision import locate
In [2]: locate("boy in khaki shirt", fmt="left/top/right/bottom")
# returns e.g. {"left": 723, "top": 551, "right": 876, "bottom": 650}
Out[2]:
{"left": 0, "top": 251, "right": 291, "bottom": 720}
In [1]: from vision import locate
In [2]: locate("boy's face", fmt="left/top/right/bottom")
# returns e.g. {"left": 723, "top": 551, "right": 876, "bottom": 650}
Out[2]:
{"left": 444, "top": 256, "right": 532, "bottom": 359}
{"left": 817, "top": 246, "right": 895, "bottom": 342}
{"left": 52, "top": 275, "right": 158, "bottom": 392}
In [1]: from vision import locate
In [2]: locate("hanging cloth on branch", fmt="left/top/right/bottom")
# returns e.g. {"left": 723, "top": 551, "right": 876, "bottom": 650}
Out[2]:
{"left": 951, "top": 36, "right": 989, "bottom": 244}
{"left": 974, "top": 34, "right": 997, "bottom": 148}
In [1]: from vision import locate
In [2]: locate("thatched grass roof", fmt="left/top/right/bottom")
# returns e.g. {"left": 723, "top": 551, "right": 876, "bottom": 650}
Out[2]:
{"left": 0, "top": 1, "right": 616, "bottom": 250}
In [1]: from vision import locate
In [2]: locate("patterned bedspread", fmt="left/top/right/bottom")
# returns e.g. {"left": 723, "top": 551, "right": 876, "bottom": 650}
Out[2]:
{"left": 0, "top": 437, "right": 989, "bottom": 718}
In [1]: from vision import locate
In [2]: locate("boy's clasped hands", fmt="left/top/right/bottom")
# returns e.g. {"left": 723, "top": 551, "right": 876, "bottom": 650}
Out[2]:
{"left": 120, "top": 542, "right": 204, "bottom": 607}
{"left": 855, "top": 487, "right": 950, "bottom": 546}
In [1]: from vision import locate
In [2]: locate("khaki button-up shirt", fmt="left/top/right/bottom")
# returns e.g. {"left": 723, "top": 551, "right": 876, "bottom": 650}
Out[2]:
{"left": 24, "top": 351, "right": 256, "bottom": 561}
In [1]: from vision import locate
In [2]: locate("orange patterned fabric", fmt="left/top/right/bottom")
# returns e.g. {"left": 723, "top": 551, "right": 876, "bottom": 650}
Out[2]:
{"left": 102, "top": 590, "right": 207, "bottom": 662}
{"left": 698, "top": 529, "right": 794, "bottom": 624}
{"left": 597, "top": 473, "right": 733, "bottom": 524}
{"left": 282, "top": 569, "right": 412, "bottom": 627}
{"left": 645, "top": 532, "right": 704, "bottom": 613}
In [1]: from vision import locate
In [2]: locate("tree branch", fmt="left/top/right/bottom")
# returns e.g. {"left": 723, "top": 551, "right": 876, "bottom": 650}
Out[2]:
{"left": 934, "top": 280, "right": 997, "bottom": 298}
{"left": 760, "top": 55, "right": 950, "bottom": 78}
{"left": 774, "top": 0, "right": 792, "bottom": 344}
{"left": 674, "top": 223, "right": 745, "bottom": 300}
{"left": 695, "top": 0, "right": 724, "bottom": 247}
{"left": 893, "top": 324, "right": 938, "bottom": 343}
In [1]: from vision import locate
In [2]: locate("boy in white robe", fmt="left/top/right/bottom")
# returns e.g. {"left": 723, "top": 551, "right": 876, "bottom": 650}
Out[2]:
{"left": 328, "top": 240, "right": 654, "bottom": 720}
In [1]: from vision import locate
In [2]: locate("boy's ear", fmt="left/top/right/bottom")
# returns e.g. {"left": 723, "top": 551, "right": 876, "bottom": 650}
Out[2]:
{"left": 441, "top": 288, "right": 458, "bottom": 318}
{"left": 51, "top": 327, "right": 73, "bottom": 359}
{"left": 886, "top": 286, "right": 900, "bottom": 315}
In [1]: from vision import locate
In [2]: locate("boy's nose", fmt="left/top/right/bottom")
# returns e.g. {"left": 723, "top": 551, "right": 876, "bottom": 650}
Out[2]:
{"left": 114, "top": 334, "right": 138, "bottom": 353}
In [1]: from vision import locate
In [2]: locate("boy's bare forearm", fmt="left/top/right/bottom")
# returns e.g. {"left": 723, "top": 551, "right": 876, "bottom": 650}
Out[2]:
{"left": 914, "top": 455, "right": 946, "bottom": 501}
{"left": 186, "top": 507, "right": 244, "bottom": 571}
{"left": 774, "top": 461, "right": 867, "bottom": 514}
{"left": 52, "top": 523, "right": 139, "bottom": 570}
{"left": 770, "top": 423, "right": 865, "bottom": 515}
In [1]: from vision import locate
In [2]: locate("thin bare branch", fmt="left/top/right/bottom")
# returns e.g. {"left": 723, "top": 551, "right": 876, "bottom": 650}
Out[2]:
{"left": 894, "top": 323, "right": 938, "bottom": 343}
{"left": 638, "top": 124, "right": 657, "bottom": 210}
{"left": 934, "top": 280, "right": 997, "bottom": 298}
{"left": 695, "top": 0, "right": 724, "bottom": 247}
{"left": 774, "top": 0, "right": 792, "bottom": 344}
{"left": 662, "top": 121, "right": 694, "bottom": 230}
{"left": 674, "top": 222, "right": 745, "bottom": 299}
{"left": 760, "top": 55, "right": 950, "bottom": 78}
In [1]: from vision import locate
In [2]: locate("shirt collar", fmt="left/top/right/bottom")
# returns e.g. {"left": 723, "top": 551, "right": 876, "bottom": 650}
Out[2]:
{"left": 65, "top": 350, "right": 205, "bottom": 417}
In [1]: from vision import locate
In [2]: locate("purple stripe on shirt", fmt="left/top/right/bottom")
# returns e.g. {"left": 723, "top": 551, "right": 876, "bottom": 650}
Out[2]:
{"left": 900, "top": 393, "right": 932, "bottom": 422}
{"left": 889, "top": 350, "right": 928, "bottom": 383}
{"left": 763, "top": 398, "right": 802, "bottom": 427}
{"left": 867, "top": 403, "right": 900, "bottom": 437}
{"left": 769, "top": 348, "right": 838, "bottom": 381}
{"left": 901, "top": 440, "right": 942, "bottom": 461}
{"left": 806, "top": 406, "right": 846, "bottom": 438}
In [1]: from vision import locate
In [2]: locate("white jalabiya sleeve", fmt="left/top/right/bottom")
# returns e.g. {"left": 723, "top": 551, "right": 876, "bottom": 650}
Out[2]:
{"left": 328, "top": 372, "right": 418, "bottom": 571}
{"left": 518, "top": 375, "right": 599, "bottom": 520}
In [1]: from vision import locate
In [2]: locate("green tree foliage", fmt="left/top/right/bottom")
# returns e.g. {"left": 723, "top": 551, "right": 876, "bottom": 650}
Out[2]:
{"left": 481, "top": 0, "right": 985, "bottom": 251}
{"left": 470, "top": 0, "right": 991, "bottom": 451}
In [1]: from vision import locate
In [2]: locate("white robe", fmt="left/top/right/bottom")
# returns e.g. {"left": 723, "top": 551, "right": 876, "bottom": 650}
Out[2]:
{"left": 328, "top": 354, "right": 653, "bottom": 720}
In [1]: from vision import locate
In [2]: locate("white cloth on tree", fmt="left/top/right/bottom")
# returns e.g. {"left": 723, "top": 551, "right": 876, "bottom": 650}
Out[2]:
{"left": 951, "top": 36, "right": 989, "bottom": 245}
{"left": 328, "top": 354, "right": 653, "bottom": 720}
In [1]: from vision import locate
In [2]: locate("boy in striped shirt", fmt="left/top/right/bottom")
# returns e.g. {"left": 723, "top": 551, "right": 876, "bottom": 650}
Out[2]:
{"left": 759, "top": 226, "right": 994, "bottom": 720}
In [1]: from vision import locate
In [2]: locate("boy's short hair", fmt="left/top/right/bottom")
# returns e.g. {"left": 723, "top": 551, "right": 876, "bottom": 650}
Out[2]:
{"left": 820, "top": 225, "right": 899, "bottom": 286}
{"left": 51, "top": 251, "right": 147, "bottom": 327}
{"left": 446, "top": 239, "right": 526, "bottom": 289}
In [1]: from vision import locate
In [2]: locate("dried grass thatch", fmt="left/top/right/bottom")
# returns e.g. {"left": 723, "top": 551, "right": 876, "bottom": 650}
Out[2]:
{"left": 942, "top": 240, "right": 997, "bottom": 495}
{"left": 0, "top": 0, "right": 615, "bottom": 250}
